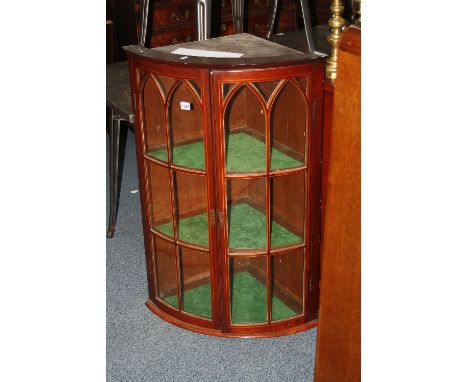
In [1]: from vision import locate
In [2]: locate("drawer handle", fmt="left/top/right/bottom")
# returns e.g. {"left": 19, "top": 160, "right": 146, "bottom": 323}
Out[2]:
{"left": 172, "top": 35, "right": 193, "bottom": 44}
{"left": 254, "top": 0, "right": 269, "bottom": 8}
{"left": 171, "top": 9, "right": 191, "bottom": 23}
{"left": 221, "top": 23, "right": 227, "bottom": 32}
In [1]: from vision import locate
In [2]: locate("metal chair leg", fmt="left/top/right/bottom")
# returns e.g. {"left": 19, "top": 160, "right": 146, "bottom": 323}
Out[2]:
{"left": 266, "top": 0, "right": 280, "bottom": 40}
{"left": 232, "top": 0, "right": 244, "bottom": 34}
{"left": 107, "top": 110, "right": 122, "bottom": 238}
{"left": 267, "top": 0, "right": 317, "bottom": 53}
{"left": 299, "top": 0, "right": 317, "bottom": 52}
{"left": 195, "top": 0, "right": 212, "bottom": 40}
{"left": 139, "top": 0, "right": 150, "bottom": 46}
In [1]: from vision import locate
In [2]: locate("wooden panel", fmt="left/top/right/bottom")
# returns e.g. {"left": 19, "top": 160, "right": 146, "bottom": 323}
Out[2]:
{"left": 135, "top": 0, "right": 194, "bottom": 29}
{"left": 108, "top": 0, "right": 301, "bottom": 56}
{"left": 174, "top": 171, "right": 207, "bottom": 218}
{"left": 108, "top": 0, "right": 138, "bottom": 60}
{"left": 169, "top": 80, "right": 203, "bottom": 145}
{"left": 276, "top": 4, "right": 297, "bottom": 32}
{"left": 310, "top": 0, "right": 354, "bottom": 26}
{"left": 270, "top": 80, "right": 307, "bottom": 161}
{"left": 130, "top": 0, "right": 298, "bottom": 48}
{"left": 179, "top": 247, "right": 211, "bottom": 291}
{"left": 314, "top": 0, "right": 331, "bottom": 25}
{"left": 149, "top": 163, "right": 173, "bottom": 227}
{"left": 271, "top": 249, "right": 304, "bottom": 312}
{"left": 148, "top": 24, "right": 196, "bottom": 46}
{"left": 271, "top": 171, "right": 305, "bottom": 237}
{"left": 220, "top": 0, "right": 273, "bottom": 16}
{"left": 219, "top": 8, "right": 296, "bottom": 38}
{"left": 225, "top": 86, "right": 247, "bottom": 131}
{"left": 245, "top": 85, "right": 266, "bottom": 136}
{"left": 314, "top": 25, "right": 361, "bottom": 382}
{"left": 227, "top": 178, "right": 249, "bottom": 202}
{"left": 247, "top": 177, "right": 267, "bottom": 209}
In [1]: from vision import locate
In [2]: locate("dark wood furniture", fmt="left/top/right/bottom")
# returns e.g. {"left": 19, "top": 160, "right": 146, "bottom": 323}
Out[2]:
{"left": 107, "top": 0, "right": 298, "bottom": 60}
{"left": 314, "top": 24, "right": 360, "bottom": 380}
{"left": 124, "top": 34, "right": 325, "bottom": 337}
{"left": 132, "top": 0, "right": 298, "bottom": 49}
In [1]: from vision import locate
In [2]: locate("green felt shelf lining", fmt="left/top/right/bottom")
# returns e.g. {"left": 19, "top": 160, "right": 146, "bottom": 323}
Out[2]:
{"left": 164, "top": 283, "right": 212, "bottom": 319}
{"left": 149, "top": 140, "right": 205, "bottom": 170}
{"left": 148, "top": 131, "right": 303, "bottom": 172}
{"left": 163, "top": 271, "right": 297, "bottom": 322}
{"left": 226, "top": 132, "right": 303, "bottom": 172}
{"left": 156, "top": 211, "right": 209, "bottom": 247}
{"left": 154, "top": 202, "right": 302, "bottom": 249}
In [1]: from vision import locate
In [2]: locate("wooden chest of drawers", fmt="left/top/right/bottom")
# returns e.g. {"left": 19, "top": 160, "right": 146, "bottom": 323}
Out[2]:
{"left": 134, "top": 0, "right": 298, "bottom": 48}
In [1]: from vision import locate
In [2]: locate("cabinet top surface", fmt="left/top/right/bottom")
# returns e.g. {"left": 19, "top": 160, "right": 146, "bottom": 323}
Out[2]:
{"left": 124, "top": 33, "right": 325, "bottom": 67}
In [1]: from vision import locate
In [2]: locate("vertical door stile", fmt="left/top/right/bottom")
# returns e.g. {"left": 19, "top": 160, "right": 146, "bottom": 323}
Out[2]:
{"left": 202, "top": 68, "right": 220, "bottom": 327}
{"left": 143, "top": 74, "right": 159, "bottom": 302}
{"left": 265, "top": 93, "right": 272, "bottom": 325}
{"left": 209, "top": 70, "right": 227, "bottom": 332}
{"left": 310, "top": 62, "right": 325, "bottom": 320}
{"left": 164, "top": 81, "right": 182, "bottom": 312}
{"left": 130, "top": 59, "right": 157, "bottom": 301}
{"left": 304, "top": 71, "right": 313, "bottom": 322}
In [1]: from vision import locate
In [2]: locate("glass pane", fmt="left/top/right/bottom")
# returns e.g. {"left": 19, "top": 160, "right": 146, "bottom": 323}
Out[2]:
{"left": 223, "top": 82, "right": 237, "bottom": 100}
{"left": 252, "top": 80, "right": 281, "bottom": 102}
{"left": 296, "top": 76, "right": 308, "bottom": 95}
{"left": 271, "top": 249, "right": 304, "bottom": 321}
{"left": 154, "top": 236, "right": 178, "bottom": 309}
{"left": 179, "top": 247, "right": 212, "bottom": 319}
{"left": 224, "top": 85, "right": 266, "bottom": 174}
{"left": 270, "top": 81, "right": 307, "bottom": 170}
{"left": 187, "top": 79, "right": 201, "bottom": 99}
{"left": 226, "top": 178, "right": 267, "bottom": 252}
{"left": 155, "top": 74, "right": 177, "bottom": 100}
{"left": 174, "top": 172, "right": 208, "bottom": 248}
{"left": 270, "top": 172, "right": 305, "bottom": 249}
{"left": 143, "top": 75, "right": 167, "bottom": 161}
{"left": 168, "top": 81, "right": 205, "bottom": 170}
{"left": 149, "top": 162, "right": 173, "bottom": 238}
{"left": 230, "top": 256, "right": 267, "bottom": 324}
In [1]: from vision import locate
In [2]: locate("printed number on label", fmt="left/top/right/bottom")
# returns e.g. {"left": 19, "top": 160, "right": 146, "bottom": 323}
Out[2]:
{"left": 180, "top": 101, "right": 191, "bottom": 110}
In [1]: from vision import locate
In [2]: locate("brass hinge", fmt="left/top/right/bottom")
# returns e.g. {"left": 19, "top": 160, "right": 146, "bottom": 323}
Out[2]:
{"left": 209, "top": 209, "right": 225, "bottom": 227}
{"left": 217, "top": 211, "right": 224, "bottom": 227}
{"left": 312, "top": 101, "right": 317, "bottom": 121}
{"left": 209, "top": 209, "right": 216, "bottom": 226}
{"left": 309, "top": 275, "right": 313, "bottom": 292}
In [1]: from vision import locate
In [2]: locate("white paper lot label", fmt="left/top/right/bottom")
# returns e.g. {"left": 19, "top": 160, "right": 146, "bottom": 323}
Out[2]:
{"left": 180, "top": 101, "right": 191, "bottom": 110}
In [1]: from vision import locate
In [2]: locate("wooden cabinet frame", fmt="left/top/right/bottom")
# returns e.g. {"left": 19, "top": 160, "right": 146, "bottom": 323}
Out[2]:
{"left": 126, "top": 41, "right": 324, "bottom": 337}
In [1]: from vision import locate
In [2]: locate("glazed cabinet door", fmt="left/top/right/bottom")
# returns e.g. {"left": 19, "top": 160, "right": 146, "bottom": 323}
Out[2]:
{"left": 130, "top": 61, "right": 221, "bottom": 330}
{"left": 211, "top": 65, "right": 322, "bottom": 335}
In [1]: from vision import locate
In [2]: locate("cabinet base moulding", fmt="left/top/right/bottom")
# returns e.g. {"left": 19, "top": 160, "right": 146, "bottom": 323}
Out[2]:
{"left": 146, "top": 299, "right": 317, "bottom": 338}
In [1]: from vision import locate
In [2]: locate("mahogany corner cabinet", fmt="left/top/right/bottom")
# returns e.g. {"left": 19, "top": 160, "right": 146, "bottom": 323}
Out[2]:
{"left": 124, "top": 34, "right": 325, "bottom": 337}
